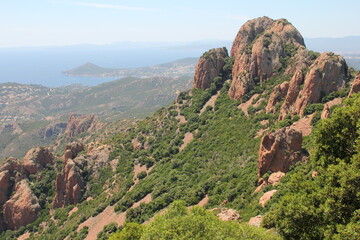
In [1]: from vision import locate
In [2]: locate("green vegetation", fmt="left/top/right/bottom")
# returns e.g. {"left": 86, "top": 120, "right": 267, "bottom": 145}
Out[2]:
{"left": 263, "top": 93, "right": 360, "bottom": 240}
{"left": 109, "top": 201, "right": 281, "bottom": 240}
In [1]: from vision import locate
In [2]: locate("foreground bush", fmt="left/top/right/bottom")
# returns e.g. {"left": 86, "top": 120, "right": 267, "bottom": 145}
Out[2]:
{"left": 109, "top": 201, "right": 281, "bottom": 240}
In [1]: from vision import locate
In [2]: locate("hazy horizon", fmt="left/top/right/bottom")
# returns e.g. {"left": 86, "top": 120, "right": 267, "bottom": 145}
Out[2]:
{"left": 1, "top": 0, "right": 360, "bottom": 48}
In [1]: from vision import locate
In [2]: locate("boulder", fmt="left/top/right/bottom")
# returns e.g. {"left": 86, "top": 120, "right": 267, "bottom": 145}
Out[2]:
{"left": 2, "top": 180, "right": 41, "bottom": 230}
{"left": 248, "top": 215, "right": 263, "bottom": 227}
{"left": 193, "top": 47, "right": 229, "bottom": 90}
{"left": 259, "top": 190, "right": 278, "bottom": 207}
{"left": 258, "top": 127, "right": 303, "bottom": 178}
{"left": 23, "top": 147, "right": 54, "bottom": 175}
{"left": 211, "top": 208, "right": 241, "bottom": 221}
{"left": 267, "top": 171, "right": 286, "bottom": 186}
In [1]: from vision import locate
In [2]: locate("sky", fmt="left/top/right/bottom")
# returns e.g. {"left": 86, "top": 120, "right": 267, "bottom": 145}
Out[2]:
{"left": 1, "top": 0, "right": 359, "bottom": 47}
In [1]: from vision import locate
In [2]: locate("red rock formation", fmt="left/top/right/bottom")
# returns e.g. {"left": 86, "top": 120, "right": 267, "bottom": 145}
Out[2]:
{"left": 258, "top": 127, "right": 304, "bottom": 178}
{"left": 211, "top": 208, "right": 241, "bottom": 221}
{"left": 248, "top": 215, "right": 263, "bottom": 227}
{"left": 266, "top": 81, "right": 289, "bottom": 113}
{"left": 65, "top": 114, "right": 98, "bottom": 138}
{"left": 279, "top": 70, "right": 305, "bottom": 118}
{"left": 294, "top": 53, "right": 348, "bottom": 115}
{"left": 52, "top": 159, "right": 85, "bottom": 208}
{"left": 259, "top": 190, "right": 277, "bottom": 207}
{"left": 23, "top": 147, "right": 54, "bottom": 175}
{"left": 267, "top": 171, "right": 286, "bottom": 186}
{"left": 193, "top": 47, "right": 229, "bottom": 89}
{"left": 64, "top": 142, "right": 85, "bottom": 160}
{"left": 2, "top": 180, "right": 41, "bottom": 230}
{"left": 0, "top": 157, "right": 23, "bottom": 174}
{"left": 0, "top": 171, "right": 11, "bottom": 205}
{"left": 348, "top": 74, "right": 360, "bottom": 96}
{"left": 229, "top": 17, "right": 305, "bottom": 100}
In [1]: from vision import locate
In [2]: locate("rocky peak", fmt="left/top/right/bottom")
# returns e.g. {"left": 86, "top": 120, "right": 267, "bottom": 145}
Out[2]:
{"left": 229, "top": 17, "right": 305, "bottom": 100}
{"left": 193, "top": 47, "right": 229, "bottom": 90}
{"left": 23, "top": 147, "right": 54, "bottom": 175}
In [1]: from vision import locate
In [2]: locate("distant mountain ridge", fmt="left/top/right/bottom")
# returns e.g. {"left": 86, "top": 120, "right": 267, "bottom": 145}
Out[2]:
{"left": 63, "top": 57, "right": 198, "bottom": 78}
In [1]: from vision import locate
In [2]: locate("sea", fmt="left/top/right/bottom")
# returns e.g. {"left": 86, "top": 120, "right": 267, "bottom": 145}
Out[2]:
{"left": 0, "top": 41, "right": 232, "bottom": 87}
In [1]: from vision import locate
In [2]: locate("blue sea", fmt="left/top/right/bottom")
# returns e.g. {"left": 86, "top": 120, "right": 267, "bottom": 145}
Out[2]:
{"left": 0, "top": 41, "right": 232, "bottom": 87}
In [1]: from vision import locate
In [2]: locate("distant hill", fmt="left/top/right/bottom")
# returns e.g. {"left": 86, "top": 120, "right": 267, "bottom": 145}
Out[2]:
{"left": 305, "top": 36, "right": 360, "bottom": 54}
{"left": 63, "top": 57, "right": 198, "bottom": 78}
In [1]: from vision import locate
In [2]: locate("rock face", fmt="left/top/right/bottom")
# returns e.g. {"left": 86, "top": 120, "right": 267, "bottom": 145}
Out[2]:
{"left": 52, "top": 158, "right": 85, "bottom": 208}
{"left": 64, "top": 142, "right": 85, "bottom": 160}
{"left": 193, "top": 47, "right": 229, "bottom": 90}
{"left": 291, "top": 53, "right": 347, "bottom": 115}
{"left": 23, "top": 147, "right": 54, "bottom": 175}
{"left": 65, "top": 114, "right": 98, "bottom": 138}
{"left": 0, "top": 171, "right": 11, "bottom": 205}
{"left": 2, "top": 180, "right": 41, "bottom": 230}
{"left": 266, "top": 81, "right": 289, "bottom": 113}
{"left": 349, "top": 74, "right": 360, "bottom": 96}
{"left": 229, "top": 17, "right": 305, "bottom": 100}
{"left": 258, "top": 127, "right": 303, "bottom": 178}
{"left": 38, "top": 122, "right": 67, "bottom": 139}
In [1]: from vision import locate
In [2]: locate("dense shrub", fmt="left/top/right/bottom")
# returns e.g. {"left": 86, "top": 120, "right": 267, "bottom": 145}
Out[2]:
{"left": 109, "top": 201, "right": 281, "bottom": 240}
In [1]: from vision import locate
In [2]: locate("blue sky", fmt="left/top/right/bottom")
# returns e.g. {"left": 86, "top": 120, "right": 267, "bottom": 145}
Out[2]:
{"left": 1, "top": 0, "right": 359, "bottom": 47}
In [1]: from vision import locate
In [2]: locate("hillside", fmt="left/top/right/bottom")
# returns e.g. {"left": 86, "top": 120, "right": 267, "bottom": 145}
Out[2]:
{"left": 0, "top": 17, "right": 359, "bottom": 240}
{"left": 0, "top": 67, "right": 193, "bottom": 160}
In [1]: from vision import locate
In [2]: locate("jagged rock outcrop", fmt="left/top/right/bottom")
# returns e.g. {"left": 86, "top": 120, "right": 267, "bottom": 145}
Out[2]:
{"left": 38, "top": 122, "right": 67, "bottom": 139}
{"left": 193, "top": 47, "right": 229, "bottom": 89}
{"left": 0, "top": 157, "right": 23, "bottom": 174}
{"left": 229, "top": 17, "right": 305, "bottom": 100}
{"left": 0, "top": 171, "right": 11, "bottom": 205}
{"left": 280, "top": 53, "right": 347, "bottom": 117}
{"left": 349, "top": 73, "right": 360, "bottom": 96}
{"left": 2, "top": 180, "right": 41, "bottom": 230}
{"left": 23, "top": 147, "right": 54, "bottom": 175}
{"left": 64, "top": 142, "right": 85, "bottom": 160}
{"left": 65, "top": 114, "right": 98, "bottom": 138}
{"left": 52, "top": 158, "right": 85, "bottom": 208}
{"left": 258, "top": 127, "right": 304, "bottom": 178}
{"left": 266, "top": 81, "right": 289, "bottom": 113}
{"left": 292, "top": 53, "right": 347, "bottom": 115}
